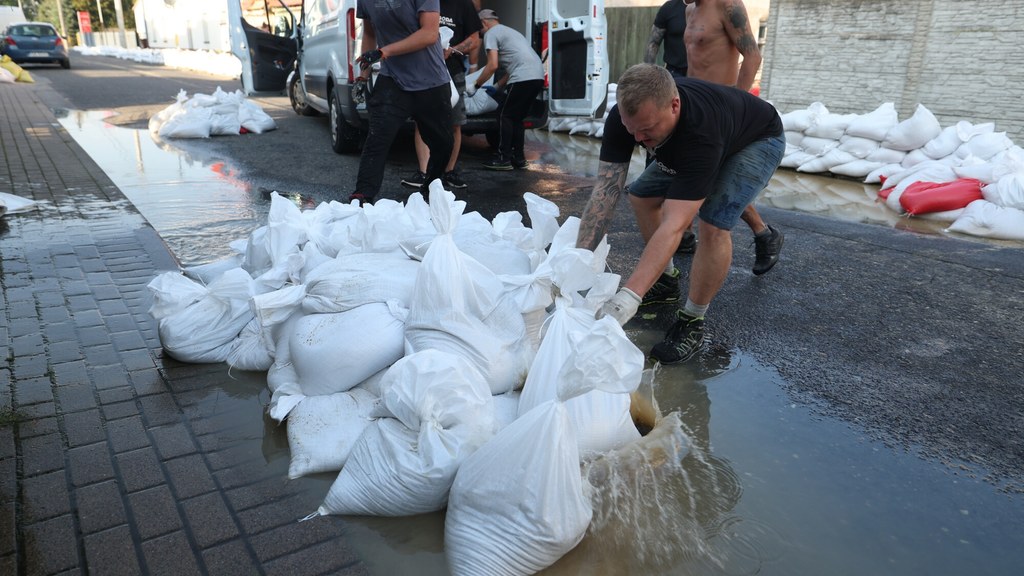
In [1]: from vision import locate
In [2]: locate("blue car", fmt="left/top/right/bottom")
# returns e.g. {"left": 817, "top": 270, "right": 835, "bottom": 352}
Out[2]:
{"left": 1, "top": 22, "right": 70, "bottom": 69}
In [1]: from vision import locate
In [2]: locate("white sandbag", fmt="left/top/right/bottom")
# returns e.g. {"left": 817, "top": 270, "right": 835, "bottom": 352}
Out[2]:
{"left": 0, "top": 67, "right": 15, "bottom": 83}
{"left": 302, "top": 252, "right": 420, "bottom": 313}
{"left": 225, "top": 318, "right": 275, "bottom": 371}
{"left": 955, "top": 131, "right": 1012, "bottom": 161}
{"left": 492, "top": 391, "right": 521, "bottom": 432}
{"left": 880, "top": 160, "right": 955, "bottom": 191}
{"left": 863, "top": 162, "right": 903, "bottom": 185}
{"left": 780, "top": 150, "right": 817, "bottom": 170}
{"left": 830, "top": 159, "right": 884, "bottom": 179}
{"left": 286, "top": 387, "right": 379, "bottom": 479}
{"left": 865, "top": 146, "right": 907, "bottom": 165}
{"left": 955, "top": 120, "right": 995, "bottom": 142}
{"left": 153, "top": 268, "right": 256, "bottom": 363}
{"left": 405, "top": 184, "right": 531, "bottom": 395}
{"left": 947, "top": 199, "right": 1024, "bottom": 241}
{"left": 319, "top": 350, "right": 495, "bottom": 516}
{"left": 0, "top": 191, "right": 40, "bottom": 214}
{"left": 804, "top": 112, "right": 858, "bottom": 140}
{"left": 881, "top": 104, "right": 942, "bottom": 151}
{"left": 518, "top": 307, "right": 643, "bottom": 454}
{"left": 784, "top": 130, "right": 805, "bottom": 147}
{"left": 148, "top": 90, "right": 189, "bottom": 136}
{"left": 845, "top": 102, "right": 898, "bottom": 141}
{"left": 796, "top": 135, "right": 839, "bottom": 156}
{"left": 238, "top": 99, "right": 277, "bottom": 133}
{"left": 900, "top": 148, "right": 934, "bottom": 169}
{"left": 981, "top": 173, "right": 1024, "bottom": 209}
{"left": 158, "top": 105, "right": 214, "bottom": 139}
{"left": 780, "top": 102, "right": 828, "bottom": 132}
{"left": 289, "top": 301, "right": 407, "bottom": 396}
{"left": 445, "top": 353, "right": 635, "bottom": 576}
{"left": 209, "top": 102, "right": 242, "bottom": 136}
{"left": 920, "top": 125, "right": 963, "bottom": 159}
{"left": 797, "top": 148, "right": 857, "bottom": 173}
{"left": 953, "top": 155, "right": 997, "bottom": 184}
{"left": 837, "top": 135, "right": 880, "bottom": 159}
{"left": 182, "top": 254, "right": 245, "bottom": 285}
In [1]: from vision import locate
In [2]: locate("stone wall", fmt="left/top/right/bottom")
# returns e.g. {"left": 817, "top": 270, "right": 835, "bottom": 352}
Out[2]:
{"left": 762, "top": 0, "right": 1024, "bottom": 142}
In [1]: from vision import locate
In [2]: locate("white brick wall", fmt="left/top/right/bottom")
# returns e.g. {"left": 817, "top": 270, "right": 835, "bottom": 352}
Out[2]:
{"left": 762, "top": 0, "right": 1024, "bottom": 142}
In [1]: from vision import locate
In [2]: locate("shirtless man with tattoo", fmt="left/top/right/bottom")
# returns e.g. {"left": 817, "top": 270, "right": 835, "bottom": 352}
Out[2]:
{"left": 578, "top": 64, "right": 784, "bottom": 363}
{"left": 683, "top": 0, "right": 784, "bottom": 276}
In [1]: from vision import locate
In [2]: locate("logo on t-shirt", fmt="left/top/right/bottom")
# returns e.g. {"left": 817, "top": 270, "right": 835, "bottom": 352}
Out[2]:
{"left": 656, "top": 160, "right": 676, "bottom": 175}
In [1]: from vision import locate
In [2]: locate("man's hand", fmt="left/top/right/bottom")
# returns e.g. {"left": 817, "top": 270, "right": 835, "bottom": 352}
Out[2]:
{"left": 597, "top": 288, "right": 641, "bottom": 326}
{"left": 356, "top": 49, "right": 383, "bottom": 70}
{"left": 465, "top": 83, "right": 477, "bottom": 97}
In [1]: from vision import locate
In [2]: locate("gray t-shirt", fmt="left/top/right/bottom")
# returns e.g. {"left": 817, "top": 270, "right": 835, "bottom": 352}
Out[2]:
{"left": 482, "top": 23, "right": 544, "bottom": 84}
{"left": 357, "top": 0, "right": 451, "bottom": 91}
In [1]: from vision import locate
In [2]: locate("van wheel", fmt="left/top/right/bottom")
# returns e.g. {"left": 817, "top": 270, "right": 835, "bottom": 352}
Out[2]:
{"left": 289, "top": 74, "right": 317, "bottom": 117}
{"left": 330, "top": 89, "right": 361, "bottom": 154}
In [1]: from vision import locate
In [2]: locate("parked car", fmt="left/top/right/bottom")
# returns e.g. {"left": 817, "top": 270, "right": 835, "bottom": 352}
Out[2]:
{"left": 1, "top": 22, "right": 70, "bottom": 69}
{"left": 273, "top": 0, "right": 609, "bottom": 154}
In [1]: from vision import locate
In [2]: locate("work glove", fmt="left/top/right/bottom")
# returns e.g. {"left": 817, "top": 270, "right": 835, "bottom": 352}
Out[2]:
{"left": 356, "top": 49, "right": 383, "bottom": 70}
{"left": 597, "top": 288, "right": 641, "bottom": 326}
{"left": 483, "top": 85, "right": 499, "bottom": 98}
{"left": 464, "top": 83, "right": 477, "bottom": 97}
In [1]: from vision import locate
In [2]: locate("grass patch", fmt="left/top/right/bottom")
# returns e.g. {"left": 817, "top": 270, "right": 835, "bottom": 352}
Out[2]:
{"left": 0, "top": 405, "right": 25, "bottom": 426}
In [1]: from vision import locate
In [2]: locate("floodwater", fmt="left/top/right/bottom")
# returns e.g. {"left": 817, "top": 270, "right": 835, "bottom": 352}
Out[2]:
{"left": 56, "top": 110, "right": 1024, "bottom": 575}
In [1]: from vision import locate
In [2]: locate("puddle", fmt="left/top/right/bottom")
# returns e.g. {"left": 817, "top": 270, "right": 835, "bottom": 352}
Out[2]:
{"left": 57, "top": 111, "right": 1024, "bottom": 575}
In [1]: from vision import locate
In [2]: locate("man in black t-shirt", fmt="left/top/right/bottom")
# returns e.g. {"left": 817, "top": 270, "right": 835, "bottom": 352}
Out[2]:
{"left": 578, "top": 64, "right": 784, "bottom": 364}
{"left": 645, "top": 0, "right": 688, "bottom": 79}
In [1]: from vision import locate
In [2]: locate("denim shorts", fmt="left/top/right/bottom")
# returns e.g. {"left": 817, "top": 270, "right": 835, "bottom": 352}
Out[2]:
{"left": 627, "top": 133, "right": 786, "bottom": 230}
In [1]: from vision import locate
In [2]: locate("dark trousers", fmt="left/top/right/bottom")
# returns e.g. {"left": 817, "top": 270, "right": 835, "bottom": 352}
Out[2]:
{"left": 355, "top": 75, "right": 454, "bottom": 198}
{"left": 494, "top": 79, "right": 544, "bottom": 162}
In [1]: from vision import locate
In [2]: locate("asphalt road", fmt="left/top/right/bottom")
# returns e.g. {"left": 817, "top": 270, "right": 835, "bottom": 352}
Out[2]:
{"left": 31, "top": 54, "right": 1024, "bottom": 492}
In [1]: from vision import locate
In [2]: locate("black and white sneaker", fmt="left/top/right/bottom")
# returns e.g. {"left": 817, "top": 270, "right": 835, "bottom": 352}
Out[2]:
{"left": 401, "top": 171, "right": 426, "bottom": 189}
{"left": 443, "top": 170, "right": 467, "bottom": 189}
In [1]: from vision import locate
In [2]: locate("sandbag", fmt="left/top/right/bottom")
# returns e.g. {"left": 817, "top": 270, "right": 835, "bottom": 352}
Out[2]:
{"left": 830, "top": 159, "right": 884, "bottom": 179}
{"left": 981, "top": 173, "right": 1024, "bottom": 210}
{"left": 845, "top": 102, "right": 898, "bottom": 141}
{"left": 286, "top": 387, "right": 379, "bottom": 479}
{"left": 899, "top": 178, "right": 983, "bottom": 216}
{"left": 780, "top": 102, "right": 828, "bottom": 132}
{"left": 920, "top": 125, "right": 963, "bottom": 159}
{"left": 837, "top": 135, "right": 880, "bottom": 159}
{"left": 797, "top": 148, "right": 857, "bottom": 173}
{"left": 302, "top": 252, "right": 420, "bottom": 313}
{"left": 804, "top": 112, "right": 858, "bottom": 140}
{"left": 319, "top": 350, "right": 495, "bottom": 516}
{"left": 881, "top": 104, "right": 941, "bottom": 151}
{"left": 947, "top": 199, "right": 1024, "bottom": 240}
{"left": 955, "top": 131, "right": 1013, "bottom": 161}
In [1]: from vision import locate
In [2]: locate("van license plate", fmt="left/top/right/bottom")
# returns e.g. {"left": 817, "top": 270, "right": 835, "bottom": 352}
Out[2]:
{"left": 29, "top": 52, "right": 48, "bottom": 57}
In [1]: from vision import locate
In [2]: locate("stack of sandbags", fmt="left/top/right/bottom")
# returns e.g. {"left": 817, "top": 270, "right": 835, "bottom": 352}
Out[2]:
{"left": 148, "top": 87, "right": 276, "bottom": 138}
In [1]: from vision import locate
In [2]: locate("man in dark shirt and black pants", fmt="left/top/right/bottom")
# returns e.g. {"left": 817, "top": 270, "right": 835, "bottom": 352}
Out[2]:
{"left": 577, "top": 63, "right": 784, "bottom": 364}
{"left": 645, "top": 0, "right": 688, "bottom": 80}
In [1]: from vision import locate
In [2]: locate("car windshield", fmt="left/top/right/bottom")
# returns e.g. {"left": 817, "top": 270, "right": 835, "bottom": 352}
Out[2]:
{"left": 10, "top": 25, "right": 56, "bottom": 37}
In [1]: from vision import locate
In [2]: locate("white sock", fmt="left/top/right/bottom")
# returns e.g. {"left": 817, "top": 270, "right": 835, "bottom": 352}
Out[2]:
{"left": 683, "top": 299, "right": 708, "bottom": 319}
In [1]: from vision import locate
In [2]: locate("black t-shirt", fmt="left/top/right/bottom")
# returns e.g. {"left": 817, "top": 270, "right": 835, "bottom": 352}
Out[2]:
{"left": 440, "top": 0, "right": 483, "bottom": 78}
{"left": 600, "top": 77, "right": 783, "bottom": 201}
{"left": 653, "top": 0, "right": 688, "bottom": 70}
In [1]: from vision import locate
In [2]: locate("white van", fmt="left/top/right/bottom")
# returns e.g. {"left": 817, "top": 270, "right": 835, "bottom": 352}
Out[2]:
{"left": 279, "top": 0, "right": 609, "bottom": 154}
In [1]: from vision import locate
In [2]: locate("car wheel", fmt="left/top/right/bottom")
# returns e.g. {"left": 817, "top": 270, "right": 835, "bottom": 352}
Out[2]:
{"left": 330, "top": 88, "right": 361, "bottom": 154}
{"left": 288, "top": 73, "right": 317, "bottom": 117}
{"left": 60, "top": 59, "right": 70, "bottom": 69}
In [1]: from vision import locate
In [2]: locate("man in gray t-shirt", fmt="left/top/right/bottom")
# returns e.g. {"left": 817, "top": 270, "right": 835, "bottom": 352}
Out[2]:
{"left": 469, "top": 10, "right": 545, "bottom": 170}
{"left": 350, "top": 0, "right": 454, "bottom": 205}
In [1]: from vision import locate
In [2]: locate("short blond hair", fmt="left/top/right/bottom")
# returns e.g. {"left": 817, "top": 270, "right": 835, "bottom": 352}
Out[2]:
{"left": 616, "top": 64, "right": 677, "bottom": 116}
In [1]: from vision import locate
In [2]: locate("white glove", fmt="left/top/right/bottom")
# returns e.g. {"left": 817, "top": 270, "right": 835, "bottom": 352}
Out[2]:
{"left": 465, "top": 83, "right": 477, "bottom": 97}
{"left": 598, "top": 288, "right": 641, "bottom": 326}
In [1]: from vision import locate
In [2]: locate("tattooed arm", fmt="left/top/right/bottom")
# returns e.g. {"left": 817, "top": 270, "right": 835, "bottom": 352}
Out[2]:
{"left": 644, "top": 25, "right": 667, "bottom": 64}
{"left": 721, "top": 0, "right": 761, "bottom": 91}
{"left": 577, "top": 161, "right": 631, "bottom": 251}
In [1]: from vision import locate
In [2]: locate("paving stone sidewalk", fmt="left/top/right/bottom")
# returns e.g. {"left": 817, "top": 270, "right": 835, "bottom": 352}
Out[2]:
{"left": 1, "top": 81, "right": 367, "bottom": 575}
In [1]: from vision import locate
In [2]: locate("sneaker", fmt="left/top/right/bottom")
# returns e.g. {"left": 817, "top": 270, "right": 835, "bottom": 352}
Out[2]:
{"left": 512, "top": 158, "right": 530, "bottom": 169}
{"left": 752, "top": 225, "right": 784, "bottom": 276}
{"left": 401, "top": 171, "right": 426, "bottom": 189}
{"left": 641, "top": 268, "right": 681, "bottom": 306}
{"left": 676, "top": 229, "right": 697, "bottom": 255}
{"left": 349, "top": 192, "right": 371, "bottom": 206}
{"left": 443, "top": 170, "right": 467, "bottom": 189}
{"left": 649, "top": 311, "right": 705, "bottom": 364}
{"left": 482, "top": 158, "right": 513, "bottom": 171}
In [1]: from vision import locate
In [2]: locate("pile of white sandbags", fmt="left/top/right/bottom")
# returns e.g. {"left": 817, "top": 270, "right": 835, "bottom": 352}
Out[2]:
{"left": 148, "top": 183, "right": 666, "bottom": 574}
{"left": 148, "top": 87, "right": 276, "bottom": 139}
{"left": 780, "top": 102, "right": 1024, "bottom": 240}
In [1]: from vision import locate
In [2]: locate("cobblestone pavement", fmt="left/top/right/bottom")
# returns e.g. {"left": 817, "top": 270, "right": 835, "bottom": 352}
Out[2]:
{"left": 1, "top": 80, "right": 368, "bottom": 575}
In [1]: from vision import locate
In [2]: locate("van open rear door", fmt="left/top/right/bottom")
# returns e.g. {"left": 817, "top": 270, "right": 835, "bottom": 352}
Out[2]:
{"left": 228, "top": 0, "right": 297, "bottom": 94}
{"left": 545, "top": 0, "right": 608, "bottom": 118}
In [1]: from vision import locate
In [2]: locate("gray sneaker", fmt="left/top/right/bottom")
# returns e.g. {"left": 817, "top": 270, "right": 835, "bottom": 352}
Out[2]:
{"left": 752, "top": 225, "right": 784, "bottom": 275}
{"left": 649, "top": 310, "right": 705, "bottom": 364}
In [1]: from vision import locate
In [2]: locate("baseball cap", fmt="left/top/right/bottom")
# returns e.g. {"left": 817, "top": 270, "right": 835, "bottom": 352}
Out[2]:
{"left": 478, "top": 9, "right": 498, "bottom": 20}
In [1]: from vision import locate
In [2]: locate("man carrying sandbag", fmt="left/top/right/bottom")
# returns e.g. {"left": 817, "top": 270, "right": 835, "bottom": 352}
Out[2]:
{"left": 578, "top": 63, "right": 784, "bottom": 363}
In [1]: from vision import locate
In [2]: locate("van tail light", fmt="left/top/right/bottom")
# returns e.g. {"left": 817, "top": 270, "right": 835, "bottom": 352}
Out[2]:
{"left": 540, "top": 22, "right": 549, "bottom": 88}
{"left": 347, "top": 9, "right": 357, "bottom": 81}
